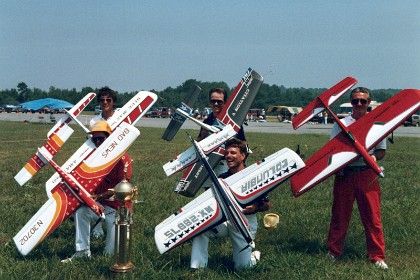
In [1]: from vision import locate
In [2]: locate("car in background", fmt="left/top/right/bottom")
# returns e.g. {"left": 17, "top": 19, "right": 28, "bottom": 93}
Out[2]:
{"left": 403, "top": 114, "right": 419, "bottom": 127}
{"left": 94, "top": 105, "right": 101, "bottom": 115}
{"left": 149, "top": 107, "right": 172, "bottom": 118}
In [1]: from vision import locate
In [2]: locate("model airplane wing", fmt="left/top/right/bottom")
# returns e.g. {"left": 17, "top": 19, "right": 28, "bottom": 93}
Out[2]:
{"left": 14, "top": 122, "right": 140, "bottom": 256}
{"left": 292, "top": 77, "right": 357, "bottom": 130}
{"left": 175, "top": 68, "right": 263, "bottom": 197}
{"left": 291, "top": 89, "right": 420, "bottom": 197}
{"left": 14, "top": 93, "right": 96, "bottom": 186}
{"left": 163, "top": 125, "right": 236, "bottom": 176}
{"left": 162, "top": 84, "right": 202, "bottom": 141}
{"left": 227, "top": 148, "right": 305, "bottom": 206}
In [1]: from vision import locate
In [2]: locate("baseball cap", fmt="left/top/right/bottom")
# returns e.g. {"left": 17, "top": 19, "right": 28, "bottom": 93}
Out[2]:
{"left": 88, "top": 121, "right": 112, "bottom": 135}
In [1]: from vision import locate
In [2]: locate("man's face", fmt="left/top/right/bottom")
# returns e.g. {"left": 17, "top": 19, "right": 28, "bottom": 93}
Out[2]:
{"left": 225, "top": 146, "right": 245, "bottom": 171}
{"left": 209, "top": 92, "right": 225, "bottom": 116}
{"left": 99, "top": 94, "right": 114, "bottom": 113}
{"left": 91, "top": 131, "right": 107, "bottom": 148}
{"left": 350, "top": 92, "right": 370, "bottom": 117}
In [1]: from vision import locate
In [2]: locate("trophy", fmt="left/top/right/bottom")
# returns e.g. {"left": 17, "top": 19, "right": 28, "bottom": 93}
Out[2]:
{"left": 109, "top": 162, "right": 139, "bottom": 274}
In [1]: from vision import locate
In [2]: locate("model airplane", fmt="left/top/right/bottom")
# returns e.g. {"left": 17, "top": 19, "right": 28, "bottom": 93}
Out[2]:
{"left": 155, "top": 140, "right": 305, "bottom": 254}
{"left": 162, "top": 84, "right": 202, "bottom": 141}
{"left": 163, "top": 68, "right": 263, "bottom": 197}
{"left": 14, "top": 93, "right": 97, "bottom": 186}
{"left": 290, "top": 78, "right": 420, "bottom": 197}
{"left": 14, "top": 91, "right": 158, "bottom": 256}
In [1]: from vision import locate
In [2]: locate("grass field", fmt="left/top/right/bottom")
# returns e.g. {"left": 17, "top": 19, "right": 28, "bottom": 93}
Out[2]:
{"left": 0, "top": 121, "right": 419, "bottom": 279}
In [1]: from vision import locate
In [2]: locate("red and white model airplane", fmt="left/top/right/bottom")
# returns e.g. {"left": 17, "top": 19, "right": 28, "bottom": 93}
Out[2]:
{"left": 290, "top": 77, "right": 420, "bottom": 197}
{"left": 163, "top": 68, "right": 264, "bottom": 197}
{"left": 155, "top": 136, "right": 305, "bottom": 254}
{"left": 14, "top": 91, "right": 157, "bottom": 256}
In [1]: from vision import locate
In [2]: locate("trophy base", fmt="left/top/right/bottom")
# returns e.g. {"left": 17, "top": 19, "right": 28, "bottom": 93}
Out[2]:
{"left": 110, "top": 262, "right": 134, "bottom": 274}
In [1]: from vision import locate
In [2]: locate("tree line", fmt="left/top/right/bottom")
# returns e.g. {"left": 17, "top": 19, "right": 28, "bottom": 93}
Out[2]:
{"left": 0, "top": 81, "right": 400, "bottom": 114}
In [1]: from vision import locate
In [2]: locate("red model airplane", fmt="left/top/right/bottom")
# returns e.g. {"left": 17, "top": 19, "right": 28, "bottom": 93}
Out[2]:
{"left": 290, "top": 77, "right": 420, "bottom": 197}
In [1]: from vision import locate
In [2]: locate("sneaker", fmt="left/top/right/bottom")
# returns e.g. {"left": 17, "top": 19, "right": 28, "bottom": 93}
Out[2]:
{"left": 61, "top": 249, "right": 91, "bottom": 263}
{"left": 251, "top": 250, "right": 261, "bottom": 262}
{"left": 326, "top": 252, "right": 336, "bottom": 261}
{"left": 374, "top": 260, "right": 388, "bottom": 270}
{"left": 92, "top": 227, "right": 105, "bottom": 239}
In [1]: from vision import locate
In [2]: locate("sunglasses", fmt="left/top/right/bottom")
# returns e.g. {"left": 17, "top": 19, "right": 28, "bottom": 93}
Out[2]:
{"left": 99, "top": 98, "right": 112, "bottom": 103}
{"left": 92, "top": 136, "right": 106, "bottom": 143}
{"left": 210, "top": 99, "right": 224, "bottom": 105}
{"left": 351, "top": 99, "right": 368, "bottom": 105}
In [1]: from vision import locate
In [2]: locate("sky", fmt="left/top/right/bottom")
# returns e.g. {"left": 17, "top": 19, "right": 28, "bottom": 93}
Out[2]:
{"left": 1, "top": 1, "right": 419, "bottom": 92}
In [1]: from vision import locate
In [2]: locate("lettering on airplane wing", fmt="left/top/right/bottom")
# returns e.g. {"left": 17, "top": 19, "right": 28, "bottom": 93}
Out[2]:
{"left": 160, "top": 204, "right": 218, "bottom": 250}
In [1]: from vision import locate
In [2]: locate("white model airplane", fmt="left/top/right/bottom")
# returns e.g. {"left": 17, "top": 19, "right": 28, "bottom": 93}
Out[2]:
{"left": 13, "top": 91, "right": 158, "bottom": 256}
{"left": 162, "top": 68, "right": 264, "bottom": 197}
{"left": 155, "top": 136, "right": 305, "bottom": 254}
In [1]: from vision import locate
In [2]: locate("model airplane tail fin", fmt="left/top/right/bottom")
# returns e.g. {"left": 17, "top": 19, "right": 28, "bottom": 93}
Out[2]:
{"left": 292, "top": 77, "right": 357, "bottom": 130}
{"left": 162, "top": 85, "right": 202, "bottom": 141}
{"left": 219, "top": 68, "right": 263, "bottom": 131}
{"left": 15, "top": 93, "right": 97, "bottom": 186}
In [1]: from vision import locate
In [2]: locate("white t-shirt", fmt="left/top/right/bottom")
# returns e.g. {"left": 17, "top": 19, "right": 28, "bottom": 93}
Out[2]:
{"left": 330, "top": 115, "right": 386, "bottom": 166}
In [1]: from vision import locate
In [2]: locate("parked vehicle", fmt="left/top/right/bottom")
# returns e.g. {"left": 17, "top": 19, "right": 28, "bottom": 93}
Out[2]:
{"left": 403, "top": 114, "right": 420, "bottom": 127}
{"left": 149, "top": 107, "right": 172, "bottom": 118}
{"left": 336, "top": 101, "right": 381, "bottom": 119}
{"left": 94, "top": 105, "right": 101, "bottom": 115}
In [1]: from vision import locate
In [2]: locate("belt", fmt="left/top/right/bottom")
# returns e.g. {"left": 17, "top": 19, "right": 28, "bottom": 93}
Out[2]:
{"left": 343, "top": 166, "right": 371, "bottom": 172}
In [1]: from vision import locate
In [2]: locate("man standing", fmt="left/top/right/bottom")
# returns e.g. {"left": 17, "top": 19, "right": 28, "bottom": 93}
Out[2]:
{"left": 90, "top": 86, "right": 117, "bottom": 128}
{"left": 89, "top": 86, "right": 118, "bottom": 238}
{"left": 196, "top": 88, "right": 246, "bottom": 180}
{"left": 327, "top": 87, "right": 388, "bottom": 270}
{"left": 190, "top": 138, "right": 269, "bottom": 270}
{"left": 62, "top": 121, "right": 132, "bottom": 262}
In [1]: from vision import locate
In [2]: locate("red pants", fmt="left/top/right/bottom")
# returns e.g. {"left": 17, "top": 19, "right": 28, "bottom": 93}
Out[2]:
{"left": 327, "top": 169, "right": 386, "bottom": 261}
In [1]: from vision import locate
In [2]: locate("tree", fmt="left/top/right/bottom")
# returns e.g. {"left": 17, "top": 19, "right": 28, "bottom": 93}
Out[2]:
{"left": 17, "top": 82, "right": 30, "bottom": 102}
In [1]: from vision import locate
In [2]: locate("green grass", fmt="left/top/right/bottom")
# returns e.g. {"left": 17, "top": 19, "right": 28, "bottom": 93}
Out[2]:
{"left": 0, "top": 121, "right": 419, "bottom": 279}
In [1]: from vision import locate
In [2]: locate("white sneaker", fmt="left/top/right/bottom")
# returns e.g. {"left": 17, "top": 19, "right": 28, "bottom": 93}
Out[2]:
{"left": 92, "top": 223, "right": 105, "bottom": 239}
{"left": 251, "top": 250, "right": 261, "bottom": 262}
{"left": 61, "top": 249, "right": 91, "bottom": 263}
{"left": 374, "top": 260, "right": 388, "bottom": 270}
{"left": 326, "top": 252, "right": 336, "bottom": 261}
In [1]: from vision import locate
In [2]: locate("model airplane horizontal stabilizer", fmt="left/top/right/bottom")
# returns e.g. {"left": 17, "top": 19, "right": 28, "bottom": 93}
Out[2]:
{"left": 292, "top": 77, "right": 357, "bottom": 130}
{"left": 291, "top": 88, "right": 420, "bottom": 197}
{"left": 162, "top": 84, "right": 202, "bottom": 141}
{"left": 163, "top": 124, "right": 236, "bottom": 176}
{"left": 176, "top": 68, "right": 263, "bottom": 197}
{"left": 14, "top": 122, "right": 140, "bottom": 256}
{"left": 14, "top": 92, "right": 96, "bottom": 186}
